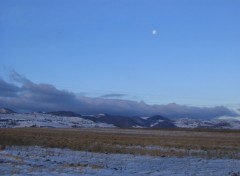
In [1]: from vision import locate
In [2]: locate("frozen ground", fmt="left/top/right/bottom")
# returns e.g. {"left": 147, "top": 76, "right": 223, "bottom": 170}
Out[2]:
{"left": 0, "top": 146, "right": 239, "bottom": 176}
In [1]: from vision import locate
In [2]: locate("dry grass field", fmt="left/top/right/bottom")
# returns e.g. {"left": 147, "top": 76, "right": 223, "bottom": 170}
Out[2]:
{"left": 0, "top": 128, "right": 240, "bottom": 158}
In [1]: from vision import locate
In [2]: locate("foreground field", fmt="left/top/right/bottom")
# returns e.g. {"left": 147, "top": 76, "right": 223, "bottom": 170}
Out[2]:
{"left": 0, "top": 128, "right": 240, "bottom": 158}
{"left": 0, "top": 146, "right": 239, "bottom": 176}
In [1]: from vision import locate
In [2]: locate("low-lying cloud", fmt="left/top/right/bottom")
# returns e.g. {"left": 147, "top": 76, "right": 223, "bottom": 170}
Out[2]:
{"left": 0, "top": 71, "right": 238, "bottom": 119}
{"left": 100, "top": 94, "right": 127, "bottom": 98}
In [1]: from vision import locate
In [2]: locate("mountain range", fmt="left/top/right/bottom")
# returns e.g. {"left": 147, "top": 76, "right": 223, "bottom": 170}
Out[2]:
{"left": 0, "top": 108, "right": 240, "bottom": 129}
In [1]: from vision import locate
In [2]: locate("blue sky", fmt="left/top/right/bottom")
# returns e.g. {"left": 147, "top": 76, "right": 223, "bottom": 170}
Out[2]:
{"left": 1, "top": 0, "right": 240, "bottom": 108}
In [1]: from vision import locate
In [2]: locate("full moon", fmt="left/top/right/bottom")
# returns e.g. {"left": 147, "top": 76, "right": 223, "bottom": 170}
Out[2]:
{"left": 152, "top": 29, "right": 157, "bottom": 35}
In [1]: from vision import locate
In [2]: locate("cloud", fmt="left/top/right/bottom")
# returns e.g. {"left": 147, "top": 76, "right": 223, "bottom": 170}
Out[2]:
{"left": 100, "top": 94, "right": 126, "bottom": 98}
{"left": 0, "top": 79, "right": 21, "bottom": 97}
{"left": 0, "top": 71, "right": 239, "bottom": 119}
{"left": 152, "top": 103, "right": 238, "bottom": 119}
{"left": 0, "top": 71, "right": 77, "bottom": 112}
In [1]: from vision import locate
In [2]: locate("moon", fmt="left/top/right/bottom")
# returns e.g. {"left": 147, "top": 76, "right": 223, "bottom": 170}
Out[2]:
{"left": 152, "top": 29, "right": 157, "bottom": 35}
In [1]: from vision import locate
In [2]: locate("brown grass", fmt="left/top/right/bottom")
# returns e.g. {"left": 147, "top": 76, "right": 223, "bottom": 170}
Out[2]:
{"left": 0, "top": 128, "right": 240, "bottom": 158}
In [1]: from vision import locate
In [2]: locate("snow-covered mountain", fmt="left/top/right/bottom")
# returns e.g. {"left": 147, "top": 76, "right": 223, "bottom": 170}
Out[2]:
{"left": 0, "top": 108, "right": 15, "bottom": 114}
{"left": 0, "top": 108, "right": 240, "bottom": 129}
{"left": 174, "top": 118, "right": 240, "bottom": 130}
{"left": 0, "top": 112, "right": 115, "bottom": 128}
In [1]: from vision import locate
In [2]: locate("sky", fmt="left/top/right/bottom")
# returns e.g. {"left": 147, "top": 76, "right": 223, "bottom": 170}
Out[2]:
{"left": 1, "top": 0, "right": 240, "bottom": 110}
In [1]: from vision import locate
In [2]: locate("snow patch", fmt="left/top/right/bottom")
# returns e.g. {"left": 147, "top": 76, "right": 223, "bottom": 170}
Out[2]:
{"left": 150, "top": 119, "right": 164, "bottom": 127}
{"left": 0, "top": 146, "right": 239, "bottom": 176}
{"left": 140, "top": 116, "right": 150, "bottom": 120}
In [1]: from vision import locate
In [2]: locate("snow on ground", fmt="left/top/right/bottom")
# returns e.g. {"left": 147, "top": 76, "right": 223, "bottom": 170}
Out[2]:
{"left": 174, "top": 118, "right": 213, "bottom": 128}
{"left": 0, "top": 146, "right": 239, "bottom": 176}
{"left": 140, "top": 116, "right": 150, "bottom": 120}
{"left": 150, "top": 119, "right": 164, "bottom": 127}
{"left": 174, "top": 118, "right": 240, "bottom": 129}
{"left": 0, "top": 113, "right": 115, "bottom": 128}
{"left": 218, "top": 116, "right": 240, "bottom": 121}
{"left": 1, "top": 112, "right": 240, "bottom": 129}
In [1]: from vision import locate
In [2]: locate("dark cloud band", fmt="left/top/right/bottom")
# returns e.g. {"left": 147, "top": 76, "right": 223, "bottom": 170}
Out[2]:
{"left": 0, "top": 71, "right": 238, "bottom": 119}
